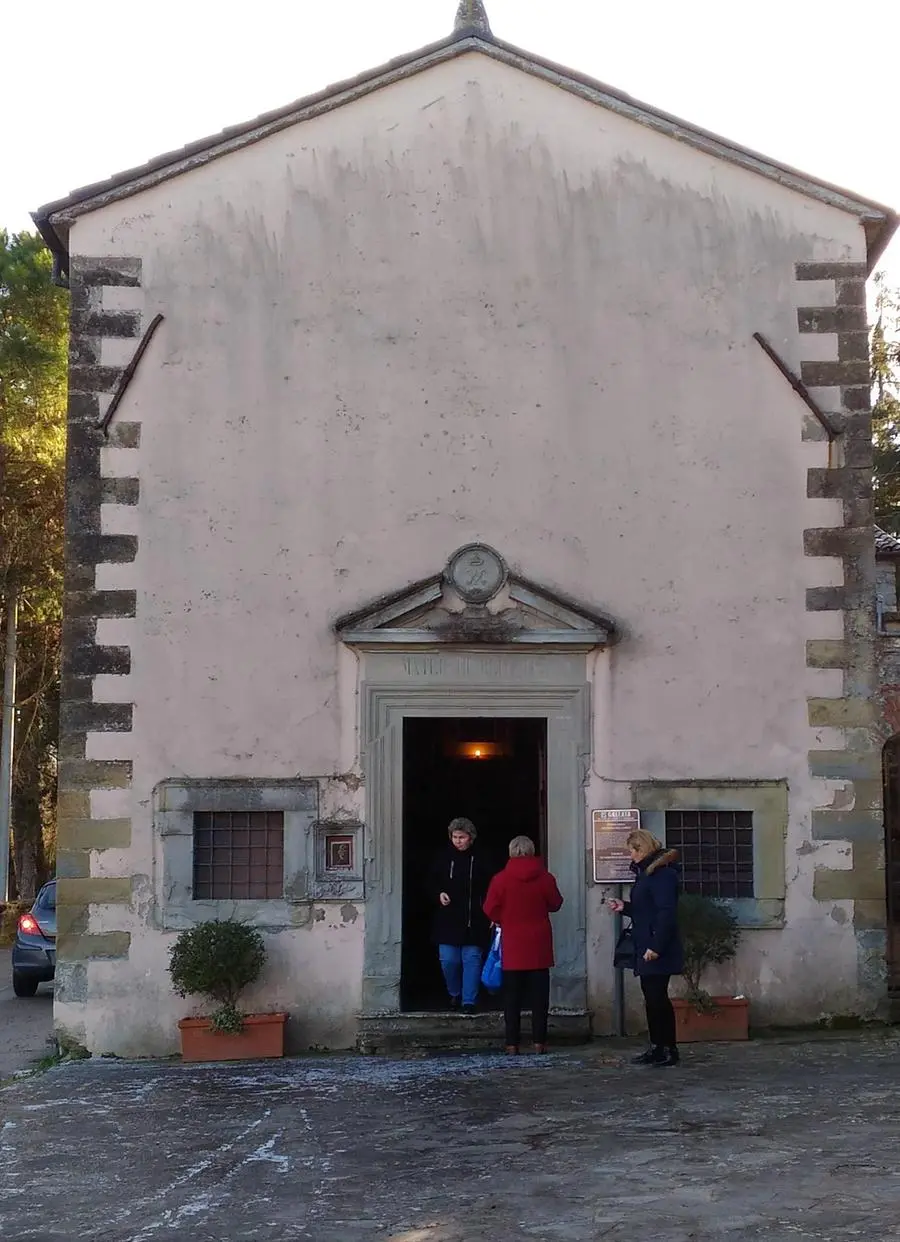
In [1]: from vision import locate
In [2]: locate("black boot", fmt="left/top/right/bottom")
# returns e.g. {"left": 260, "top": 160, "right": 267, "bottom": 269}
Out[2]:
{"left": 632, "top": 1046, "right": 664, "bottom": 1065}
{"left": 653, "top": 1046, "right": 680, "bottom": 1068}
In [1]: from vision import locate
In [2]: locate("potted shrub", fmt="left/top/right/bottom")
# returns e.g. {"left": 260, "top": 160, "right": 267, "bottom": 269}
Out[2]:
{"left": 674, "top": 893, "right": 748, "bottom": 1042}
{"left": 169, "top": 918, "right": 287, "bottom": 1061}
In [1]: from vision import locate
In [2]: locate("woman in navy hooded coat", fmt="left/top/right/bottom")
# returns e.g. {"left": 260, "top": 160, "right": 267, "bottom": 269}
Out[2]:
{"left": 608, "top": 829, "right": 683, "bottom": 1067}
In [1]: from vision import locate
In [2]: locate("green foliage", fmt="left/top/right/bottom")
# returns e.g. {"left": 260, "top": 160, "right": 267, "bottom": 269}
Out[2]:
{"left": 56, "top": 1033, "right": 91, "bottom": 1060}
{"left": 0, "top": 230, "right": 67, "bottom": 593}
{"left": 209, "top": 1003, "right": 246, "bottom": 1035}
{"left": 0, "top": 230, "right": 67, "bottom": 899}
{"left": 678, "top": 892, "right": 740, "bottom": 1010}
{"left": 31, "top": 1050, "right": 65, "bottom": 1074}
{"left": 168, "top": 919, "right": 267, "bottom": 1032}
{"left": 872, "top": 272, "right": 900, "bottom": 534}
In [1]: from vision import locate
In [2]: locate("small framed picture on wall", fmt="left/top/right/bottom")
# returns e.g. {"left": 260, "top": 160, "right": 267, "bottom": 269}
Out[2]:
{"left": 314, "top": 820, "right": 363, "bottom": 898}
{"left": 325, "top": 834, "right": 354, "bottom": 872}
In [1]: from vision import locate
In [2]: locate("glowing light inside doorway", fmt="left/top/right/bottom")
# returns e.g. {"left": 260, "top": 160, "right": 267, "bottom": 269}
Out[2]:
{"left": 456, "top": 741, "right": 505, "bottom": 760}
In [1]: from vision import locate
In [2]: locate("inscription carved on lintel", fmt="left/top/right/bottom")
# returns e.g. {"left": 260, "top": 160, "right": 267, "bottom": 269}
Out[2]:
{"left": 400, "top": 653, "right": 559, "bottom": 683}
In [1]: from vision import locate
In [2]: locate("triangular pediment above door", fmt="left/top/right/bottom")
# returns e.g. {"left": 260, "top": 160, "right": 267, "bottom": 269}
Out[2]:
{"left": 334, "top": 544, "right": 617, "bottom": 648}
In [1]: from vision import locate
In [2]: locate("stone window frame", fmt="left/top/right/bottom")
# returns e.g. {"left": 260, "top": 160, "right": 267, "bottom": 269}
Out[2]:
{"left": 153, "top": 779, "right": 363, "bottom": 929}
{"left": 631, "top": 780, "right": 787, "bottom": 929}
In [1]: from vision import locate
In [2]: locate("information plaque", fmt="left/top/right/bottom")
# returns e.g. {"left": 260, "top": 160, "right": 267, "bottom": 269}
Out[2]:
{"left": 592, "top": 808, "right": 640, "bottom": 883}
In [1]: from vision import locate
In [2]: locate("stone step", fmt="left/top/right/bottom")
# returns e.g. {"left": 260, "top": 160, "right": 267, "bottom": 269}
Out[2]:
{"left": 357, "top": 1010, "right": 592, "bottom": 1055}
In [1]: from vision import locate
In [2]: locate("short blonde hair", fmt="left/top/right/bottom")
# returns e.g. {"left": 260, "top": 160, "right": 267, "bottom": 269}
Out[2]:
{"left": 626, "top": 829, "right": 662, "bottom": 858}
{"left": 508, "top": 835, "right": 536, "bottom": 858}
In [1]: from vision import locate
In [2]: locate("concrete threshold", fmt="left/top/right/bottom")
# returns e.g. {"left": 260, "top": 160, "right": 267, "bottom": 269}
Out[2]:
{"left": 356, "top": 1008, "right": 591, "bottom": 1054}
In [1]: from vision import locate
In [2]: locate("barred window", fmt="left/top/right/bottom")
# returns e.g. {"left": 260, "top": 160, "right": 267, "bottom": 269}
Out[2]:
{"left": 192, "top": 811, "right": 284, "bottom": 900}
{"left": 664, "top": 810, "right": 753, "bottom": 898}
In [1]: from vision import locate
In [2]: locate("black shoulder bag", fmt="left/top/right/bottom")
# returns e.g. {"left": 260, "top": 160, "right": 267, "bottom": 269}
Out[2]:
{"left": 613, "top": 919, "right": 637, "bottom": 971}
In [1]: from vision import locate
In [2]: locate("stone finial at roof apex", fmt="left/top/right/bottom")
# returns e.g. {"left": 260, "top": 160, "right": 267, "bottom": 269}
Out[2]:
{"left": 454, "top": 0, "right": 492, "bottom": 36}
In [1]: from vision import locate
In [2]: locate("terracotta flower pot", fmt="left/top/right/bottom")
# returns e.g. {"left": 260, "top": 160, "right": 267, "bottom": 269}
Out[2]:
{"left": 673, "top": 996, "right": 749, "bottom": 1042}
{"left": 178, "top": 1012, "right": 287, "bottom": 1062}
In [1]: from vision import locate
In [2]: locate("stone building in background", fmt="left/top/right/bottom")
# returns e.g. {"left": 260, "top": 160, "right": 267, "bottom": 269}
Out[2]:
{"left": 34, "top": 1, "right": 899, "bottom": 1053}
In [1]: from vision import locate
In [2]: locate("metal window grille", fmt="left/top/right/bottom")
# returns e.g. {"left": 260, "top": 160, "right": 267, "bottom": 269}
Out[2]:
{"left": 192, "top": 811, "right": 284, "bottom": 900}
{"left": 664, "top": 810, "right": 754, "bottom": 898}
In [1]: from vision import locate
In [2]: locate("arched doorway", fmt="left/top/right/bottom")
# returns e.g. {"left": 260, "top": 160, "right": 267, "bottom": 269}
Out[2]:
{"left": 882, "top": 737, "right": 900, "bottom": 999}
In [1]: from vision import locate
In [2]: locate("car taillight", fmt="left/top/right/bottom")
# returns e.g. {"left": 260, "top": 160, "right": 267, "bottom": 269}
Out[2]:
{"left": 18, "top": 913, "right": 45, "bottom": 937}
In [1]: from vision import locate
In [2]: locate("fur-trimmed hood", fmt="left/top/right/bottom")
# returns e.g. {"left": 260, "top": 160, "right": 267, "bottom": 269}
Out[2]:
{"left": 640, "top": 848, "right": 679, "bottom": 876}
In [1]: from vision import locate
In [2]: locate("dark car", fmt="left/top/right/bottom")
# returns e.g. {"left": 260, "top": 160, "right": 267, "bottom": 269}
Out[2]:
{"left": 11, "top": 880, "right": 56, "bottom": 997}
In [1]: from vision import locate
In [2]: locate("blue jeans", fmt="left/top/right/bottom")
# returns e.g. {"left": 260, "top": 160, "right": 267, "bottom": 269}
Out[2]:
{"left": 438, "top": 944, "right": 483, "bottom": 1006}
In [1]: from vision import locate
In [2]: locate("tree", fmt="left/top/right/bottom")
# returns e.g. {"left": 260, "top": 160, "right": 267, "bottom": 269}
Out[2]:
{"left": 872, "top": 271, "right": 900, "bottom": 534}
{"left": 0, "top": 230, "right": 67, "bottom": 899}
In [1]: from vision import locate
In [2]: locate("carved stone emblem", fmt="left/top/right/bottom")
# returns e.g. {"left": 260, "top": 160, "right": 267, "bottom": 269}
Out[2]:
{"left": 446, "top": 544, "right": 507, "bottom": 604}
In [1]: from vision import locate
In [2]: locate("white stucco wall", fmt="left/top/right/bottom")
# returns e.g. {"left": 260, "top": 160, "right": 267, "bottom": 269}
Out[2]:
{"left": 66, "top": 50, "right": 869, "bottom": 1048}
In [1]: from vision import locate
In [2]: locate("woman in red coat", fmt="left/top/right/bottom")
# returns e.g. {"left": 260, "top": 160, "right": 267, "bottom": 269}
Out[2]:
{"left": 483, "top": 835, "right": 564, "bottom": 1055}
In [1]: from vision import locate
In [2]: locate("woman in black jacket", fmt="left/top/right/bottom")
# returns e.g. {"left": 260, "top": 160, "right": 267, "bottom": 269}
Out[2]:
{"left": 428, "top": 817, "right": 493, "bottom": 1010}
{"left": 607, "top": 828, "right": 684, "bottom": 1067}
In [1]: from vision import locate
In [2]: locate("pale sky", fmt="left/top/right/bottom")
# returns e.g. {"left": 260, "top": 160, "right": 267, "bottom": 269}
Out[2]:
{"left": 4, "top": 0, "right": 899, "bottom": 280}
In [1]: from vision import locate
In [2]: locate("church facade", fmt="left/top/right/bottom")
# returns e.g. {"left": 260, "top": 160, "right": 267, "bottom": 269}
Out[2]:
{"left": 35, "top": 2, "right": 898, "bottom": 1053}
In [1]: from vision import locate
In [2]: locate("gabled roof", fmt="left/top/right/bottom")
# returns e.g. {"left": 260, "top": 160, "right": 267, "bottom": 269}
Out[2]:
{"left": 33, "top": 16, "right": 898, "bottom": 278}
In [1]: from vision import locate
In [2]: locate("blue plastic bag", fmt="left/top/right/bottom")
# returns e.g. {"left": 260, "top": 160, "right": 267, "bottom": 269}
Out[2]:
{"left": 481, "top": 926, "right": 502, "bottom": 993}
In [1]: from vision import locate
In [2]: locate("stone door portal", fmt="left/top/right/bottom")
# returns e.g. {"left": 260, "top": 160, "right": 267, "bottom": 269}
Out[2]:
{"left": 359, "top": 653, "right": 591, "bottom": 1015}
{"left": 334, "top": 544, "right": 618, "bottom": 1021}
{"left": 884, "top": 737, "right": 900, "bottom": 999}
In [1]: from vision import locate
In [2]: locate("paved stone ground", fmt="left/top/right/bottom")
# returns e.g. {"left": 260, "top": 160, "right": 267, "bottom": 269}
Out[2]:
{"left": 0, "top": 958, "right": 55, "bottom": 1082}
{"left": 3, "top": 1034, "right": 900, "bottom": 1241}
